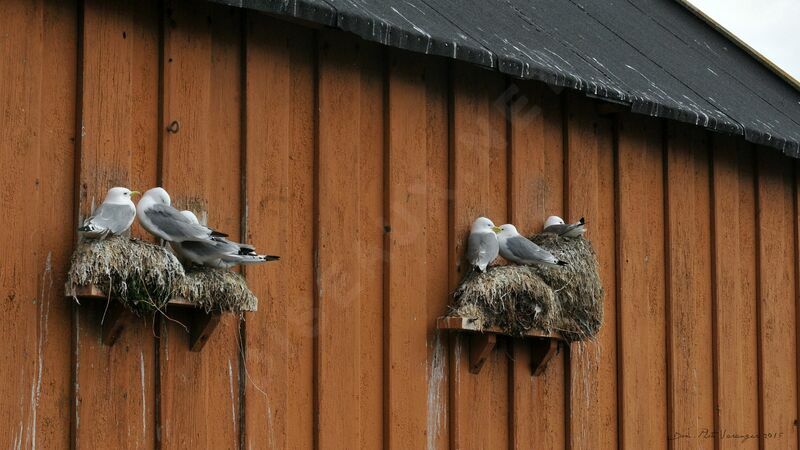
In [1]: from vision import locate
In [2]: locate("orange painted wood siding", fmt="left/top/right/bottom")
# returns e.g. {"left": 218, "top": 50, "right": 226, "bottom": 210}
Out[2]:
{"left": 1, "top": 1, "right": 798, "bottom": 449}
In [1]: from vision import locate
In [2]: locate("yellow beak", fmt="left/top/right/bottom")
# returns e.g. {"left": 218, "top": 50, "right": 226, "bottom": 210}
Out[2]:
{"left": 491, "top": 226, "right": 502, "bottom": 233}
{"left": 130, "top": 190, "right": 141, "bottom": 197}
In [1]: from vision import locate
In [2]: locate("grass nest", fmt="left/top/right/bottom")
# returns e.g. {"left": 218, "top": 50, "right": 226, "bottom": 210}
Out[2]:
{"left": 175, "top": 267, "right": 258, "bottom": 313}
{"left": 65, "top": 236, "right": 184, "bottom": 314}
{"left": 451, "top": 234, "right": 603, "bottom": 342}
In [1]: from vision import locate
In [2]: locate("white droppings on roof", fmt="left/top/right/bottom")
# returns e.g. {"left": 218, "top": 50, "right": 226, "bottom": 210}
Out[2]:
{"left": 391, "top": 6, "right": 431, "bottom": 40}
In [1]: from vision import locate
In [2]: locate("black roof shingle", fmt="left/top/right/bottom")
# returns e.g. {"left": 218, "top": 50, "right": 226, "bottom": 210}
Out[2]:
{"left": 217, "top": 0, "right": 800, "bottom": 156}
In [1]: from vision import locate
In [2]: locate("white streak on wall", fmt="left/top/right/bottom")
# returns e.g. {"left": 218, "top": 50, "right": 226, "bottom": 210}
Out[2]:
{"left": 426, "top": 331, "right": 446, "bottom": 450}
{"left": 74, "top": 312, "right": 80, "bottom": 438}
{"left": 228, "top": 359, "right": 237, "bottom": 449}
{"left": 26, "top": 252, "right": 53, "bottom": 450}
{"left": 140, "top": 351, "right": 146, "bottom": 438}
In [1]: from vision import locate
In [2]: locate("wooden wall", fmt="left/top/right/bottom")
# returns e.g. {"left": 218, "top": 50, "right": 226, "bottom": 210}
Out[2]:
{"left": 1, "top": 0, "right": 798, "bottom": 448}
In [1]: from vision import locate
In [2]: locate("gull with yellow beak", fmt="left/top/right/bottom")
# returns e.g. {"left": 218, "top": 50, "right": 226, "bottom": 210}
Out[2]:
{"left": 466, "top": 216, "right": 502, "bottom": 273}
{"left": 78, "top": 187, "right": 140, "bottom": 239}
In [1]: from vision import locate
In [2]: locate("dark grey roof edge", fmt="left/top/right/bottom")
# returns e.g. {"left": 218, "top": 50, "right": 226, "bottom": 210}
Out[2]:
{"left": 211, "top": 0, "right": 800, "bottom": 157}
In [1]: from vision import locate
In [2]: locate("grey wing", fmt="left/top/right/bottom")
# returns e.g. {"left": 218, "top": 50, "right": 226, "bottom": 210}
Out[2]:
{"left": 544, "top": 223, "right": 578, "bottom": 236}
{"left": 466, "top": 232, "right": 499, "bottom": 267}
{"left": 180, "top": 239, "right": 265, "bottom": 268}
{"left": 145, "top": 204, "right": 215, "bottom": 241}
{"left": 184, "top": 238, "right": 241, "bottom": 257}
{"left": 506, "top": 236, "right": 558, "bottom": 264}
{"left": 86, "top": 203, "right": 135, "bottom": 234}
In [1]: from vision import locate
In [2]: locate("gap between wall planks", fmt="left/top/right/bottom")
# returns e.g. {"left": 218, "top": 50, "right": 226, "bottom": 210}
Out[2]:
{"left": 158, "top": 2, "right": 243, "bottom": 448}
{"left": 564, "top": 93, "right": 618, "bottom": 450}
{"left": 315, "top": 30, "right": 385, "bottom": 450}
{"left": 242, "top": 13, "right": 316, "bottom": 450}
{"left": 507, "top": 81, "right": 567, "bottom": 449}
{"left": 74, "top": 1, "right": 160, "bottom": 448}
{"left": 448, "top": 62, "right": 510, "bottom": 450}
{"left": 0, "top": 1, "right": 76, "bottom": 448}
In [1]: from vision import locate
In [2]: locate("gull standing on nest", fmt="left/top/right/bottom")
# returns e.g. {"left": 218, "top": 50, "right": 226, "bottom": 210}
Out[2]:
{"left": 543, "top": 216, "right": 586, "bottom": 238}
{"left": 78, "top": 187, "right": 140, "bottom": 239}
{"left": 466, "top": 216, "right": 502, "bottom": 273}
{"left": 497, "top": 224, "right": 568, "bottom": 267}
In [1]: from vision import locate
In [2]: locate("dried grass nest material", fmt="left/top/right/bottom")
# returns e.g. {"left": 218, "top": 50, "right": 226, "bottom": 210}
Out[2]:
{"left": 175, "top": 267, "right": 258, "bottom": 313}
{"left": 65, "top": 236, "right": 184, "bottom": 314}
{"left": 451, "top": 233, "right": 604, "bottom": 342}
{"left": 65, "top": 236, "right": 259, "bottom": 314}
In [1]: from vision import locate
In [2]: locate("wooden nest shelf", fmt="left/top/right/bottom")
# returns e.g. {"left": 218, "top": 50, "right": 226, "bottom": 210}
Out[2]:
{"left": 68, "top": 284, "right": 221, "bottom": 351}
{"left": 437, "top": 316, "right": 564, "bottom": 375}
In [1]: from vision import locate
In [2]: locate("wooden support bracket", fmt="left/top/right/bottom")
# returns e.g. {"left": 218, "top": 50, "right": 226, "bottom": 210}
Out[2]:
{"left": 530, "top": 337, "right": 560, "bottom": 377}
{"left": 68, "top": 284, "right": 226, "bottom": 351}
{"left": 100, "top": 301, "right": 133, "bottom": 346}
{"left": 437, "top": 316, "right": 565, "bottom": 375}
{"left": 469, "top": 332, "right": 497, "bottom": 374}
{"left": 190, "top": 311, "right": 222, "bottom": 352}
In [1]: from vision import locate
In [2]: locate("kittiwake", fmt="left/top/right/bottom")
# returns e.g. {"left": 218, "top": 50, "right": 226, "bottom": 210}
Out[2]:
{"left": 466, "top": 216, "right": 501, "bottom": 273}
{"left": 78, "top": 187, "right": 140, "bottom": 239}
{"left": 136, "top": 187, "right": 228, "bottom": 243}
{"left": 543, "top": 216, "right": 586, "bottom": 238}
{"left": 497, "top": 224, "right": 567, "bottom": 267}
{"left": 172, "top": 210, "right": 279, "bottom": 269}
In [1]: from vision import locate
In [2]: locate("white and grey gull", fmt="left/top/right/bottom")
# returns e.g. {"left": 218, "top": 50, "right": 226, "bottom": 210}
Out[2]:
{"left": 136, "top": 187, "right": 278, "bottom": 269}
{"left": 466, "top": 216, "right": 501, "bottom": 273}
{"left": 497, "top": 223, "right": 567, "bottom": 267}
{"left": 78, "top": 187, "right": 140, "bottom": 239}
{"left": 172, "top": 210, "right": 279, "bottom": 269}
{"left": 543, "top": 215, "right": 586, "bottom": 238}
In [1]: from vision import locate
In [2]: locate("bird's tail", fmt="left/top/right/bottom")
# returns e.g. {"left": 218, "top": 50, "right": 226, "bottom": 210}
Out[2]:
{"left": 235, "top": 245, "right": 279, "bottom": 262}
{"left": 224, "top": 254, "right": 280, "bottom": 265}
{"left": 578, "top": 217, "right": 586, "bottom": 225}
{"left": 556, "top": 260, "right": 568, "bottom": 266}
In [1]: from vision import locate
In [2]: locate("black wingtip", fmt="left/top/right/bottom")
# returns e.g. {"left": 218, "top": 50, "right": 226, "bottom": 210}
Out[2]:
{"left": 210, "top": 230, "right": 229, "bottom": 238}
{"left": 556, "top": 260, "right": 568, "bottom": 266}
{"left": 578, "top": 217, "right": 586, "bottom": 225}
{"left": 262, "top": 255, "right": 280, "bottom": 261}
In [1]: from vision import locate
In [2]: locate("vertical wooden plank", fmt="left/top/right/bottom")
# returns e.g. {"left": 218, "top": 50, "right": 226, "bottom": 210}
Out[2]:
{"left": 316, "top": 31, "right": 385, "bottom": 450}
{"left": 507, "top": 81, "right": 566, "bottom": 450}
{"left": 385, "top": 51, "right": 449, "bottom": 450}
{"left": 75, "top": 1, "right": 159, "bottom": 448}
{"left": 712, "top": 137, "right": 759, "bottom": 450}
{"left": 0, "top": 1, "right": 76, "bottom": 448}
{"left": 244, "top": 14, "right": 315, "bottom": 450}
{"left": 159, "top": 2, "right": 242, "bottom": 448}
{"left": 617, "top": 114, "right": 667, "bottom": 450}
{"left": 423, "top": 60, "right": 452, "bottom": 450}
{"left": 564, "top": 94, "right": 617, "bottom": 450}
{"left": 665, "top": 123, "right": 714, "bottom": 448}
{"left": 449, "top": 62, "right": 509, "bottom": 450}
{"left": 756, "top": 148, "right": 798, "bottom": 449}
